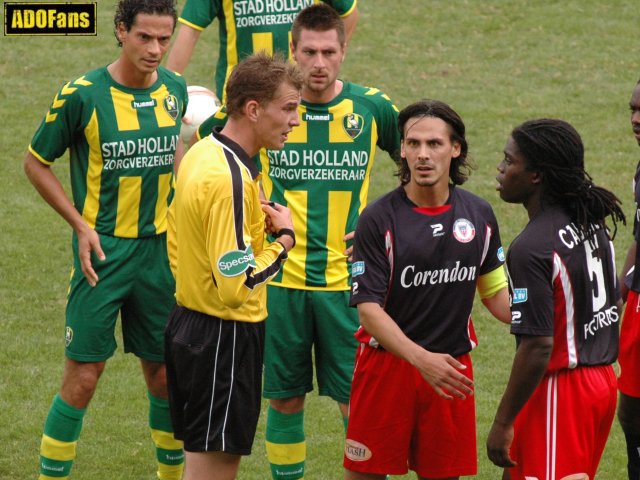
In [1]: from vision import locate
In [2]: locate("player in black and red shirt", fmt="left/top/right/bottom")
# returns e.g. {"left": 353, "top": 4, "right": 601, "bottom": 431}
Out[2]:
{"left": 487, "top": 119, "right": 626, "bottom": 480}
{"left": 344, "top": 99, "right": 511, "bottom": 479}
{"left": 617, "top": 79, "right": 640, "bottom": 480}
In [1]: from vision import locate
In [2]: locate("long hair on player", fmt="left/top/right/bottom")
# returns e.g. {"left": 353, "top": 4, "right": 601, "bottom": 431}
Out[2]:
{"left": 397, "top": 99, "right": 474, "bottom": 186}
{"left": 512, "top": 118, "right": 625, "bottom": 238}
{"left": 114, "top": 0, "right": 178, "bottom": 46}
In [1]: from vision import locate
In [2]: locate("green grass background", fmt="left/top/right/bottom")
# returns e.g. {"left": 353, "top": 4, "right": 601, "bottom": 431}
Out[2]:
{"left": 1, "top": 0, "right": 639, "bottom": 478}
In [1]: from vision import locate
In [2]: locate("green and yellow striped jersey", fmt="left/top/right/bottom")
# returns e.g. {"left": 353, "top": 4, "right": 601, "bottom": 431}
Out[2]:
{"left": 29, "top": 66, "right": 187, "bottom": 238}
{"left": 177, "top": 0, "right": 356, "bottom": 98}
{"left": 263, "top": 82, "right": 399, "bottom": 290}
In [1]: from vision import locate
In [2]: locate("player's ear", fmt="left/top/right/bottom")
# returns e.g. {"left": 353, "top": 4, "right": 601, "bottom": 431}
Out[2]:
{"left": 115, "top": 22, "right": 126, "bottom": 44}
{"left": 452, "top": 140, "right": 461, "bottom": 159}
{"left": 245, "top": 99, "right": 260, "bottom": 122}
{"left": 531, "top": 171, "right": 543, "bottom": 185}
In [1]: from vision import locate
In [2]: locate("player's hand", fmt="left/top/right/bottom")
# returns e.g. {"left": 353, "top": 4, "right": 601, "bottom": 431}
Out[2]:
{"left": 261, "top": 200, "right": 293, "bottom": 232}
{"left": 343, "top": 231, "right": 355, "bottom": 261}
{"left": 486, "top": 420, "right": 517, "bottom": 468}
{"left": 77, "top": 226, "right": 105, "bottom": 287}
{"left": 416, "top": 351, "right": 474, "bottom": 400}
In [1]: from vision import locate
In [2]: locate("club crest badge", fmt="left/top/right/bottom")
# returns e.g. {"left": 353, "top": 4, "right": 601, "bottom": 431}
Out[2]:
{"left": 65, "top": 326, "right": 73, "bottom": 347}
{"left": 163, "top": 94, "right": 179, "bottom": 121}
{"left": 453, "top": 218, "right": 475, "bottom": 243}
{"left": 343, "top": 113, "right": 364, "bottom": 139}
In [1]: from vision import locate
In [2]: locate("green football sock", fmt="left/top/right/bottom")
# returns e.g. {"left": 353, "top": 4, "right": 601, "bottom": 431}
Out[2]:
{"left": 265, "top": 406, "right": 306, "bottom": 479}
{"left": 38, "top": 393, "right": 85, "bottom": 479}
{"left": 148, "top": 392, "right": 184, "bottom": 480}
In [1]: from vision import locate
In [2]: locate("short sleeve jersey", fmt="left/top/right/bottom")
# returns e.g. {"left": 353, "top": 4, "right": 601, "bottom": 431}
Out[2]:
{"left": 168, "top": 130, "right": 288, "bottom": 322}
{"left": 29, "top": 66, "right": 187, "bottom": 238}
{"left": 507, "top": 206, "right": 619, "bottom": 371}
{"left": 178, "top": 0, "right": 357, "bottom": 97}
{"left": 349, "top": 186, "right": 505, "bottom": 356}
{"left": 262, "top": 82, "right": 400, "bottom": 291}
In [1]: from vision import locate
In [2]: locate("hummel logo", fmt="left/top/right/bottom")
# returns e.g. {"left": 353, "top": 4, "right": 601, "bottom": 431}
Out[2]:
{"left": 430, "top": 224, "right": 444, "bottom": 237}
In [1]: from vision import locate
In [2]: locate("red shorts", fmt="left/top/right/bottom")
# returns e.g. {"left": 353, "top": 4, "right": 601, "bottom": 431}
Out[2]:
{"left": 508, "top": 365, "right": 617, "bottom": 480}
{"left": 619, "top": 290, "right": 640, "bottom": 397}
{"left": 344, "top": 345, "right": 476, "bottom": 478}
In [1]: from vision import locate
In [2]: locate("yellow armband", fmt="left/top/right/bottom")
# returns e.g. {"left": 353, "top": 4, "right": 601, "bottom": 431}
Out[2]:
{"left": 477, "top": 266, "right": 508, "bottom": 299}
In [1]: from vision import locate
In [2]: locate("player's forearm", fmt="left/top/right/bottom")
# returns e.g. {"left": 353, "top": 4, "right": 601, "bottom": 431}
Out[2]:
{"left": 212, "top": 240, "right": 288, "bottom": 309}
{"left": 357, "top": 302, "right": 424, "bottom": 364}
{"left": 342, "top": 6, "right": 358, "bottom": 45}
{"left": 620, "top": 240, "right": 636, "bottom": 302}
{"left": 482, "top": 287, "right": 511, "bottom": 324}
{"left": 24, "top": 152, "right": 88, "bottom": 234}
{"left": 493, "top": 335, "right": 552, "bottom": 427}
{"left": 165, "top": 24, "right": 201, "bottom": 74}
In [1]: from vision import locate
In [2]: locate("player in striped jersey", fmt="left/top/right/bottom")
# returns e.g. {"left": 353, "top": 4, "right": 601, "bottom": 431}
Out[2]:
{"left": 617, "top": 79, "right": 640, "bottom": 480}
{"left": 263, "top": 6, "right": 399, "bottom": 479}
{"left": 24, "top": 1, "right": 187, "bottom": 478}
{"left": 487, "top": 119, "right": 625, "bottom": 479}
{"left": 165, "top": 0, "right": 358, "bottom": 101}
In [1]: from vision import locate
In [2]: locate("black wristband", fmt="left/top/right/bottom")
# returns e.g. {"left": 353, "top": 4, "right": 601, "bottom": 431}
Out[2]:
{"left": 274, "top": 228, "right": 296, "bottom": 248}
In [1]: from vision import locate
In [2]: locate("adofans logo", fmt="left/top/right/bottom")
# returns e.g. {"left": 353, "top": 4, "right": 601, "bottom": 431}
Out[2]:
{"left": 5, "top": 2, "right": 97, "bottom": 36}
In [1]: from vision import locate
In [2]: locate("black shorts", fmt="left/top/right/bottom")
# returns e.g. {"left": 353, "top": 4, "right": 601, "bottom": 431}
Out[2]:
{"left": 165, "top": 304, "right": 265, "bottom": 454}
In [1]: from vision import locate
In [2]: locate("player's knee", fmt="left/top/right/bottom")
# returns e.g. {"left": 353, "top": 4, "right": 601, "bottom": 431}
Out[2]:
{"left": 60, "top": 362, "right": 104, "bottom": 407}
{"left": 142, "top": 360, "right": 168, "bottom": 397}
{"left": 270, "top": 396, "right": 305, "bottom": 414}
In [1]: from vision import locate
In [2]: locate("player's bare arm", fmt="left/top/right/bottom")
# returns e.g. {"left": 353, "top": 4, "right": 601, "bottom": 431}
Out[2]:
{"left": 357, "top": 302, "right": 474, "bottom": 401}
{"left": 24, "top": 152, "right": 105, "bottom": 286}
{"left": 343, "top": 230, "right": 354, "bottom": 260}
{"left": 481, "top": 287, "right": 511, "bottom": 324}
{"left": 342, "top": 5, "right": 358, "bottom": 45}
{"left": 165, "top": 23, "right": 201, "bottom": 74}
{"left": 486, "top": 335, "right": 553, "bottom": 468}
{"left": 620, "top": 240, "right": 636, "bottom": 303}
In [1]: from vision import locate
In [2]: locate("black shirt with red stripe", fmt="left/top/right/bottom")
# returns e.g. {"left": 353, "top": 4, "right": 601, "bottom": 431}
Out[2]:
{"left": 507, "top": 205, "right": 619, "bottom": 370}
{"left": 349, "top": 185, "right": 504, "bottom": 356}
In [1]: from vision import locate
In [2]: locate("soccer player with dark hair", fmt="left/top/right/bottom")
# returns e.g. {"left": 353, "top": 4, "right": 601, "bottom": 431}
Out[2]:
{"left": 164, "top": 52, "right": 301, "bottom": 480}
{"left": 344, "top": 99, "right": 510, "bottom": 480}
{"left": 24, "top": 0, "right": 187, "bottom": 478}
{"left": 193, "top": 5, "right": 400, "bottom": 479}
{"left": 165, "top": 0, "right": 358, "bottom": 101}
{"left": 617, "top": 79, "right": 640, "bottom": 480}
{"left": 487, "top": 118, "right": 625, "bottom": 479}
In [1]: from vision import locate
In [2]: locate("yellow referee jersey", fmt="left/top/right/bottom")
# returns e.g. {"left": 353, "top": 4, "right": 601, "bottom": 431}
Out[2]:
{"left": 168, "top": 131, "right": 288, "bottom": 322}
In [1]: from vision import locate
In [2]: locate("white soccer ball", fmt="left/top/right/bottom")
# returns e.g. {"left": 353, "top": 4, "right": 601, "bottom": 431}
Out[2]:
{"left": 180, "top": 85, "right": 221, "bottom": 143}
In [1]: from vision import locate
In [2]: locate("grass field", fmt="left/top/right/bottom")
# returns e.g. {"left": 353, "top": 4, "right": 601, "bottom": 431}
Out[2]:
{"left": 1, "top": 0, "right": 639, "bottom": 478}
